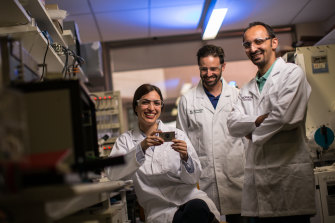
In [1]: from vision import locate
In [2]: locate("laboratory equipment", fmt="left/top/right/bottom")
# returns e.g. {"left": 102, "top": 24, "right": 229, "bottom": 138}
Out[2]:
{"left": 292, "top": 44, "right": 335, "bottom": 165}
{"left": 312, "top": 164, "right": 335, "bottom": 223}
{"left": 91, "top": 91, "right": 124, "bottom": 157}
{"left": 0, "top": 80, "right": 124, "bottom": 190}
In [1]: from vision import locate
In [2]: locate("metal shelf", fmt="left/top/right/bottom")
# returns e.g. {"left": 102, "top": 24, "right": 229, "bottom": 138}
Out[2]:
{"left": 0, "top": 0, "right": 31, "bottom": 27}
{"left": 0, "top": 0, "right": 87, "bottom": 82}
{"left": 0, "top": 24, "right": 64, "bottom": 75}
{"left": 20, "top": 0, "right": 67, "bottom": 47}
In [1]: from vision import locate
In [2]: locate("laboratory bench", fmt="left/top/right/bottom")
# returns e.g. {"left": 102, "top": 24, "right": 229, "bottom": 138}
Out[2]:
{"left": 0, "top": 180, "right": 132, "bottom": 223}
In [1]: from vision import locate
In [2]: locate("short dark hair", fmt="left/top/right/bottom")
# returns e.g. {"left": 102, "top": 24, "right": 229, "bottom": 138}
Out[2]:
{"left": 132, "top": 84, "right": 164, "bottom": 116}
{"left": 243, "top": 21, "right": 276, "bottom": 41}
{"left": 197, "top": 45, "right": 225, "bottom": 66}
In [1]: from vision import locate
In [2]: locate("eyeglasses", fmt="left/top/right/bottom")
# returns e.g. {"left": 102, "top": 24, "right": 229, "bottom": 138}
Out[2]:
{"left": 137, "top": 99, "right": 164, "bottom": 107}
{"left": 242, "top": 37, "right": 271, "bottom": 49}
{"left": 199, "top": 66, "right": 222, "bottom": 74}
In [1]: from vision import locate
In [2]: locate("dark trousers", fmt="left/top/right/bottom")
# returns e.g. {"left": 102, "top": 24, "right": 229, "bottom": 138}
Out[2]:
{"left": 226, "top": 214, "right": 248, "bottom": 223}
{"left": 246, "top": 215, "right": 311, "bottom": 223}
{"left": 172, "top": 199, "right": 218, "bottom": 223}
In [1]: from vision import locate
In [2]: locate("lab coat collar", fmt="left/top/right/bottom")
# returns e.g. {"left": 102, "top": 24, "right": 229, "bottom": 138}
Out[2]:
{"left": 215, "top": 79, "right": 232, "bottom": 113}
{"left": 248, "top": 78, "right": 259, "bottom": 98}
{"left": 132, "top": 120, "right": 166, "bottom": 157}
{"left": 195, "top": 80, "right": 206, "bottom": 98}
{"left": 248, "top": 57, "right": 283, "bottom": 98}
{"left": 132, "top": 120, "right": 165, "bottom": 141}
{"left": 269, "top": 57, "right": 284, "bottom": 78}
{"left": 196, "top": 80, "right": 215, "bottom": 113}
{"left": 132, "top": 128, "right": 144, "bottom": 142}
{"left": 259, "top": 58, "right": 282, "bottom": 95}
{"left": 196, "top": 78, "right": 228, "bottom": 114}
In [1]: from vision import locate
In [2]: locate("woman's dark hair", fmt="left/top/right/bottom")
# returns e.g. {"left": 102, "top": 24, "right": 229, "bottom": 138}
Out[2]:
{"left": 132, "top": 84, "right": 164, "bottom": 116}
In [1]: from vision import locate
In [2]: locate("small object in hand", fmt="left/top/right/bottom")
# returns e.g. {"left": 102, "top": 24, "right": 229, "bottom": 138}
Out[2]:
{"left": 159, "top": 131, "right": 175, "bottom": 142}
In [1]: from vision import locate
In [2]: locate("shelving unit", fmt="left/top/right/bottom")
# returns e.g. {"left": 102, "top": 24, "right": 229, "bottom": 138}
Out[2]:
{"left": 0, "top": 0, "right": 31, "bottom": 27}
{"left": 0, "top": 2, "right": 130, "bottom": 222}
{"left": 20, "top": 0, "right": 68, "bottom": 47}
{"left": 91, "top": 91, "right": 124, "bottom": 157}
{"left": 0, "top": 25, "right": 64, "bottom": 73}
{"left": 0, "top": 0, "right": 87, "bottom": 82}
{"left": 62, "top": 30, "right": 75, "bottom": 45}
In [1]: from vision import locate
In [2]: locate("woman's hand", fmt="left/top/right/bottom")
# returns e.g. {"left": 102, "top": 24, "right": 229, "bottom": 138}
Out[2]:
{"left": 140, "top": 130, "right": 164, "bottom": 152}
{"left": 171, "top": 139, "right": 188, "bottom": 162}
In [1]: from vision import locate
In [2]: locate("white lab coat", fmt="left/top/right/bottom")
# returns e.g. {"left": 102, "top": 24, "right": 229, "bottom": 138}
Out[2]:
{"left": 227, "top": 58, "right": 316, "bottom": 217}
{"left": 105, "top": 120, "right": 220, "bottom": 223}
{"left": 176, "top": 79, "right": 245, "bottom": 215}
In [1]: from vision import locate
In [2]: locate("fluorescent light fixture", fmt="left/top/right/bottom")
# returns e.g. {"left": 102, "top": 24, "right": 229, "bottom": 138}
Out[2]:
{"left": 202, "top": 8, "right": 228, "bottom": 40}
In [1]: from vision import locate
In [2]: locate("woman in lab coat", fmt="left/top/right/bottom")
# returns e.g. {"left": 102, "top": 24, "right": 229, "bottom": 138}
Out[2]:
{"left": 105, "top": 84, "right": 220, "bottom": 223}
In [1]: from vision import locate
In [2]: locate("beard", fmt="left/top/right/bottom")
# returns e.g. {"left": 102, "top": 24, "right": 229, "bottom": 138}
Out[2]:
{"left": 249, "top": 41, "right": 273, "bottom": 68}
{"left": 249, "top": 49, "right": 266, "bottom": 68}
{"left": 201, "top": 71, "right": 222, "bottom": 87}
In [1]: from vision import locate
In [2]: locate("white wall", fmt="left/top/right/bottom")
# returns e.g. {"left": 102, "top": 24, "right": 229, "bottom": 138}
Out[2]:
{"left": 113, "top": 59, "right": 257, "bottom": 100}
{"left": 112, "top": 68, "right": 167, "bottom": 98}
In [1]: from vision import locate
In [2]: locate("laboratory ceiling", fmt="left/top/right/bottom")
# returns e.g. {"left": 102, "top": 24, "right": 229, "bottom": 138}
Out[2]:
{"left": 45, "top": 0, "right": 335, "bottom": 44}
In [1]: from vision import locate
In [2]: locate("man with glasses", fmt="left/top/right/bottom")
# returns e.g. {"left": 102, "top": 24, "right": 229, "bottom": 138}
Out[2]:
{"left": 177, "top": 45, "right": 246, "bottom": 223}
{"left": 227, "top": 22, "right": 315, "bottom": 223}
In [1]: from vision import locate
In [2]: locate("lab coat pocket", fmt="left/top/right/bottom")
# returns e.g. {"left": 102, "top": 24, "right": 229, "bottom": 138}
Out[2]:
{"left": 163, "top": 148, "right": 181, "bottom": 175}
{"left": 262, "top": 129, "right": 300, "bottom": 166}
{"left": 188, "top": 129, "right": 207, "bottom": 157}
{"left": 220, "top": 101, "right": 233, "bottom": 113}
{"left": 196, "top": 136, "right": 209, "bottom": 157}
{"left": 199, "top": 156, "right": 210, "bottom": 179}
{"left": 226, "top": 150, "right": 245, "bottom": 178}
{"left": 188, "top": 107, "right": 202, "bottom": 127}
